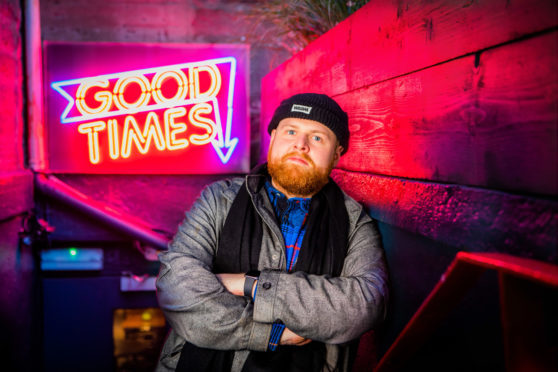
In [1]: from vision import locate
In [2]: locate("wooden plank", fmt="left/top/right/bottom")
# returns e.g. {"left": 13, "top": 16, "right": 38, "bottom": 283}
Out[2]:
{"left": 335, "top": 55, "right": 478, "bottom": 187}
{"left": 260, "top": 0, "right": 558, "bottom": 167}
{"left": 261, "top": 0, "right": 557, "bottom": 112}
{"left": 333, "top": 32, "right": 557, "bottom": 196}
{"left": 472, "top": 31, "right": 558, "bottom": 195}
{"left": 331, "top": 169, "right": 558, "bottom": 263}
{"left": 0, "top": 171, "right": 34, "bottom": 221}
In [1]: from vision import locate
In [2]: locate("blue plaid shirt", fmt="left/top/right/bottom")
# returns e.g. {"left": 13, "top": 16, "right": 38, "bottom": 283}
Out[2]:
{"left": 262, "top": 181, "right": 311, "bottom": 351}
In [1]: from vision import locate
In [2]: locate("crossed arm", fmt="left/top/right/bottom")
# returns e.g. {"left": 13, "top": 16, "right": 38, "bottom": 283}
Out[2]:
{"left": 215, "top": 273, "right": 311, "bottom": 346}
{"left": 157, "top": 182, "right": 388, "bottom": 351}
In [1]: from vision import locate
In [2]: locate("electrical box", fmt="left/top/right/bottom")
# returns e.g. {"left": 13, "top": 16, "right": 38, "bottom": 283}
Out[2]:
{"left": 41, "top": 247, "right": 103, "bottom": 271}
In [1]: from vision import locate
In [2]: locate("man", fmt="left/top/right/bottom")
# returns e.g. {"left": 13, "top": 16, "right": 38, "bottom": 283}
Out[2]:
{"left": 156, "top": 93, "right": 388, "bottom": 372}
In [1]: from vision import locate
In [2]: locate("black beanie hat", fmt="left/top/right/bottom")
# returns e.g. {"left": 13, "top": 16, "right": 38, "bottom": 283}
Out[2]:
{"left": 267, "top": 93, "right": 350, "bottom": 154}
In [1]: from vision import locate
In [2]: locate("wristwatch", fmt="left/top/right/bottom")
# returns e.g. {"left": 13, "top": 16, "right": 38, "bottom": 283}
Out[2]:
{"left": 244, "top": 270, "right": 260, "bottom": 298}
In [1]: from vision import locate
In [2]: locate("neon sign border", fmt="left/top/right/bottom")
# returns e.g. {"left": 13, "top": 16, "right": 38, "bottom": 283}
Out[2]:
{"left": 44, "top": 41, "right": 250, "bottom": 174}
{"left": 52, "top": 57, "right": 238, "bottom": 164}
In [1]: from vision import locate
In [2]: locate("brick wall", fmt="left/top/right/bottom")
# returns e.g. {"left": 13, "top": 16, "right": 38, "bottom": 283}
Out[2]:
{"left": 38, "top": 0, "right": 291, "bottom": 240}
{"left": 0, "top": 0, "right": 37, "bottom": 370}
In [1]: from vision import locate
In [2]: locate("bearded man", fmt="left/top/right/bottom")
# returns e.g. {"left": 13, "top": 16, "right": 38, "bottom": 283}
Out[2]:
{"left": 156, "top": 93, "right": 389, "bottom": 372}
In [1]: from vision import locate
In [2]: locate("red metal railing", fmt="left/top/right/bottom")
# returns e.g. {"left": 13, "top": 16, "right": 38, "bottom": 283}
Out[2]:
{"left": 374, "top": 252, "right": 558, "bottom": 372}
{"left": 35, "top": 173, "right": 170, "bottom": 250}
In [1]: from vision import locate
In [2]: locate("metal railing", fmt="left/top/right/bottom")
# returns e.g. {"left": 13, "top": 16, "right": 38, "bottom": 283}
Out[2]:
{"left": 375, "top": 251, "right": 558, "bottom": 372}
{"left": 35, "top": 173, "right": 170, "bottom": 250}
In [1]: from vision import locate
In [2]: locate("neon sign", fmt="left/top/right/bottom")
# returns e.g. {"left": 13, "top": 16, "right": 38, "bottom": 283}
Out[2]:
{"left": 44, "top": 42, "right": 249, "bottom": 174}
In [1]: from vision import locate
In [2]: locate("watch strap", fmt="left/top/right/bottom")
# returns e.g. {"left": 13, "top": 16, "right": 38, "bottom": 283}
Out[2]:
{"left": 244, "top": 270, "right": 260, "bottom": 298}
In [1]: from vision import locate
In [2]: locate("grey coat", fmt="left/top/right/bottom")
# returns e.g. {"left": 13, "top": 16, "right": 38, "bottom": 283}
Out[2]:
{"left": 156, "top": 172, "right": 389, "bottom": 371}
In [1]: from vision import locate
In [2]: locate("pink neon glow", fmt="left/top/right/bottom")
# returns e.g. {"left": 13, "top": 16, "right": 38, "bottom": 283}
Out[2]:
{"left": 45, "top": 42, "right": 250, "bottom": 174}
{"left": 60, "top": 63, "right": 222, "bottom": 164}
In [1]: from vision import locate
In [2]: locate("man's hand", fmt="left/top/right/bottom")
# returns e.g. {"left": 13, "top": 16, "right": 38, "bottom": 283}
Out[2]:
{"left": 217, "top": 274, "right": 311, "bottom": 347}
{"left": 280, "top": 327, "right": 312, "bottom": 346}
{"left": 216, "top": 273, "right": 246, "bottom": 296}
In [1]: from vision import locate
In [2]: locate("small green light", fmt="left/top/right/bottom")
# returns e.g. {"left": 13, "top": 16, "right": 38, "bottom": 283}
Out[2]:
{"left": 69, "top": 248, "right": 77, "bottom": 256}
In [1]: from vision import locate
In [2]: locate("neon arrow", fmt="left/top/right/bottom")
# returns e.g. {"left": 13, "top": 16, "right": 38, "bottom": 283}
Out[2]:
{"left": 210, "top": 58, "right": 238, "bottom": 164}
{"left": 210, "top": 97, "right": 238, "bottom": 164}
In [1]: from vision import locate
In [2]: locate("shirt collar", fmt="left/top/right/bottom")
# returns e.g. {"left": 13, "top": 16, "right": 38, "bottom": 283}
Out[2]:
{"left": 264, "top": 180, "right": 311, "bottom": 216}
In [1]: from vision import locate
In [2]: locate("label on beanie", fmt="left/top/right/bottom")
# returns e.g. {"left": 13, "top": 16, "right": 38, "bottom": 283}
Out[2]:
{"left": 291, "top": 104, "right": 312, "bottom": 114}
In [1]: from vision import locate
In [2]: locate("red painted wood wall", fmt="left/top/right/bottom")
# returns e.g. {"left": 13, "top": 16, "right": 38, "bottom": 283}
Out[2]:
{"left": 261, "top": 0, "right": 557, "bottom": 262}
{"left": 260, "top": 0, "right": 557, "bottom": 368}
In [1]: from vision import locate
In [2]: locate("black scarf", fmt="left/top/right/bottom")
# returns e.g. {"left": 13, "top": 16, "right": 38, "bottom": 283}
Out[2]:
{"left": 177, "top": 164, "right": 350, "bottom": 372}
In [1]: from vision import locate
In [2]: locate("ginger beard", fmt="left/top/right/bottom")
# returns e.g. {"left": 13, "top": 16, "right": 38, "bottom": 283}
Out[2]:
{"left": 267, "top": 151, "right": 335, "bottom": 197}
